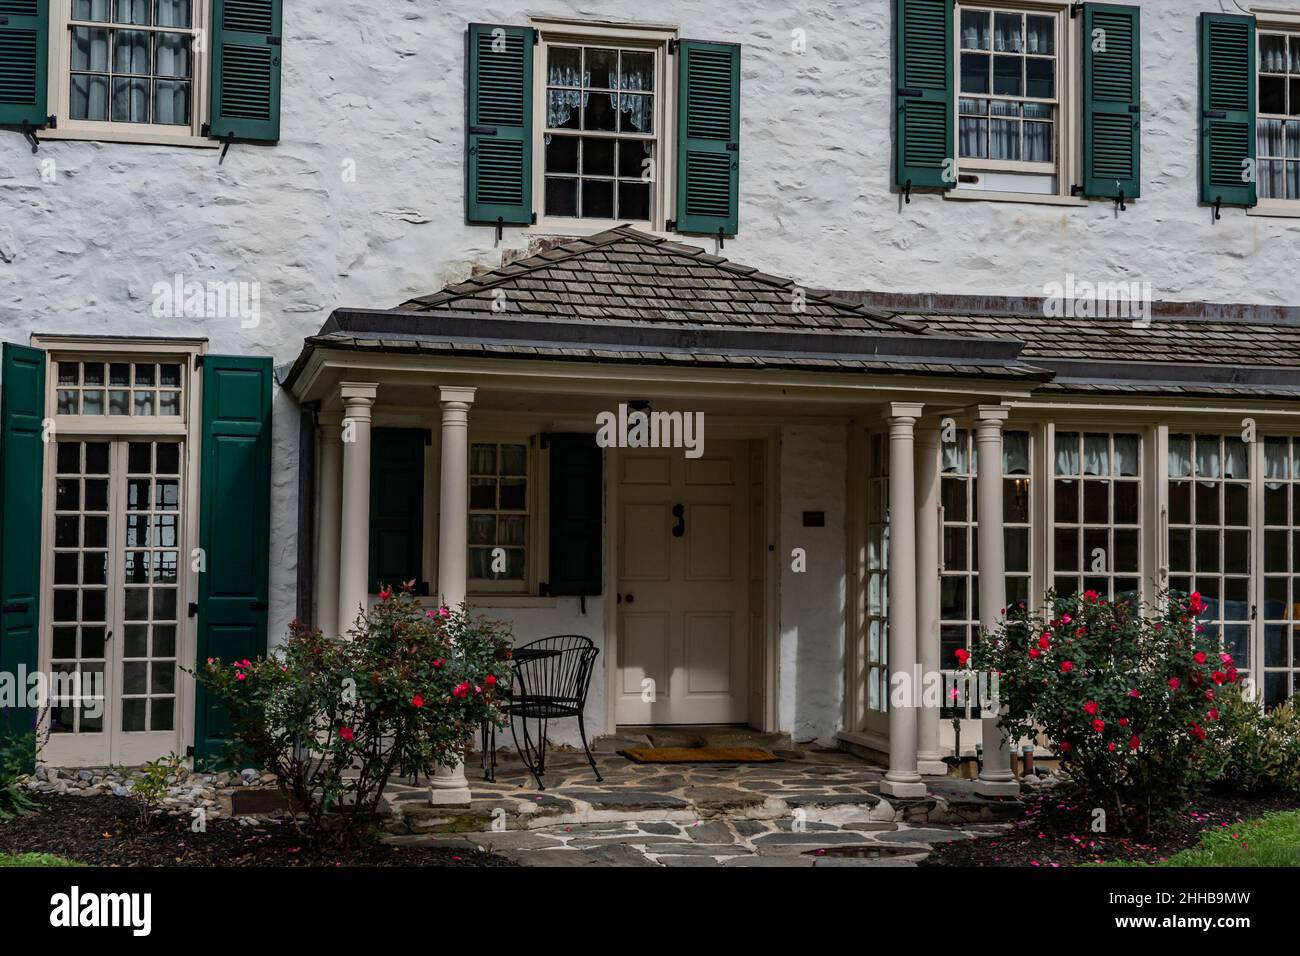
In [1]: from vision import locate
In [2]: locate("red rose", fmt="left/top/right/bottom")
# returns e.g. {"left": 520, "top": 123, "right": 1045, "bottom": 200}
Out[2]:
{"left": 1083, "top": 590, "right": 1100, "bottom": 603}
{"left": 1058, "top": 741, "right": 1072, "bottom": 754}
{"left": 1193, "top": 651, "right": 1207, "bottom": 664}
{"left": 1207, "top": 708, "right": 1219, "bottom": 721}
{"left": 1189, "top": 592, "right": 1207, "bottom": 614}
{"left": 411, "top": 694, "right": 424, "bottom": 708}
{"left": 379, "top": 587, "right": 392, "bottom": 601}
{"left": 1107, "top": 742, "right": 1116, "bottom": 752}
{"left": 1029, "top": 648, "right": 1041, "bottom": 659}
{"left": 1205, "top": 690, "right": 1215, "bottom": 701}
{"left": 339, "top": 726, "right": 355, "bottom": 742}
{"left": 1091, "top": 718, "right": 1105, "bottom": 733}
{"left": 1128, "top": 688, "right": 1141, "bottom": 699}
{"left": 1059, "top": 660, "right": 1074, "bottom": 673}
{"left": 1038, "top": 634, "right": 1051, "bottom": 650}
{"left": 1082, "top": 700, "right": 1099, "bottom": 716}
{"left": 1211, "top": 671, "right": 1227, "bottom": 685}
{"left": 485, "top": 674, "right": 498, "bottom": 686}
{"left": 1189, "top": 723, "right": 1206, "bottom": 742}
{"left": 1168, "top": 677, "right": 1181, "bottom": 690}
{"left": 1128, "top": 735, "right": 1140, "bottom": 751}
{"left": 954, "top": 648, "right": 971, "bottom": 666}
{"left": 1119, "top": 717, "right": 1129, "bottom": 727}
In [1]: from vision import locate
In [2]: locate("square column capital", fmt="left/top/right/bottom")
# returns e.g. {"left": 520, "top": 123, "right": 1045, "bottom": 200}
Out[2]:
{"left": 973, "top": 403, "right": 1011, "bottom": 424}
{"left": 439, "top": 386, "right": 477, "bottom": 405}
{"left": 339, "top": 382, "right": 379, "bottom": 405}
{"left": 886, "top": 401, "right": 925, "bottom": 423}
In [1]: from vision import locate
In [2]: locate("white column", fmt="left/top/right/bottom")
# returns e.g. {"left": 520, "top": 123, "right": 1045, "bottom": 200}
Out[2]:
{"left": 881, "top": 403, "right": 927, "bottom": 799}
{"left": 915, "top": 423, "right": 947, "bottom": 776}
{"left": 316, "top": 411, "right": 343, "bottom": 636}
{"left": 337, "top": 383, "right": 377, "bottom": 638}
{"left": 430, "top": 385, "right": 476, "bottom": 806}
{"left": 974, "top": 404, "right": 1020, "bottom": 797}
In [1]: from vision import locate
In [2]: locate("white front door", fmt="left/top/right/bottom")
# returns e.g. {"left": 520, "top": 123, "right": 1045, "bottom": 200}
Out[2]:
{"left": 615, "top": 441, "right": 750, "bottom": 724}
{"left": 41, "top": 437, "right": 185, "bottom": 767}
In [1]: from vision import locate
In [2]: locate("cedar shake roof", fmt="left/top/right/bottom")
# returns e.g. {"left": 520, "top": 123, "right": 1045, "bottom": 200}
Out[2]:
{"left": 399, "top": 226, "right": 923, "bottom": 334}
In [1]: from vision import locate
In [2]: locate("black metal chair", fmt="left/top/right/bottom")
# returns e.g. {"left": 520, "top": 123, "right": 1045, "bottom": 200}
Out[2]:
{"left": 482, "top": 635, "right": 602, "bottom": 790}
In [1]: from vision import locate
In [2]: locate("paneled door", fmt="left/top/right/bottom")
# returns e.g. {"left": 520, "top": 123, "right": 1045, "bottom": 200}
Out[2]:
{"left": 42, "top": 438, "right": 184, "bottom": 766}
{"left": 616, "top": 441, "right": 750, "bottom": 724}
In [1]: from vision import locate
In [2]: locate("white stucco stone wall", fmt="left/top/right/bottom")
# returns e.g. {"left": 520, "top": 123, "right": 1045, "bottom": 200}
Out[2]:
{"left": 777, "top": 424, "right": 847, "bottom": 746}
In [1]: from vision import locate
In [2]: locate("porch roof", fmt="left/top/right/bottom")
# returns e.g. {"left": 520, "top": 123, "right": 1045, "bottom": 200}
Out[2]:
{"left": 906, "top": 312, "right": 1300, "bottom": 400}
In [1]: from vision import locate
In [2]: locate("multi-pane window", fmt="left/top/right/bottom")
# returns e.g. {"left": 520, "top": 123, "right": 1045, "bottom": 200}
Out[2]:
{"left": 50, "top": 441, "right": 111, "bottom": 735}
{"left": 469, "top": 442, "right": 529, "bottom": 582}
{"left": 1261, "top": 437, "right": 1300, "bottom": 707}
{"left": 1053, "top": 432, "right": 1141, "bottom": 602}
{"left": 121, "top": 441, "right": 180, "bottom": 733}
{"left": 1167, "top": 434, "right": 1252, "bottom": 673}
{"left": 938, "top": 429, "right": 1031, "bottom": 717}
{"left": 1257, "top": 32, "right": 1300, "bottom": 200}
{"left": 543, "top": 44, "right": 656, "bottom": 221}
{"left": 866, "top": 434, "right": 890, "bottom": 716}
{"left": 56, "top": 360, "right": 183, "bottom": 417}
{"left": 67, "top": 1, "right": 198, "bottom": 127}
{"left": 958, "top": 7, "right": 1058, "bottom": 165}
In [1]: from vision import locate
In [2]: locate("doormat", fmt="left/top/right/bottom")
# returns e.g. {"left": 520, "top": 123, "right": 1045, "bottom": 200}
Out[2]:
{"left": 618, "top": 747, "right": 780, "bottom": 764}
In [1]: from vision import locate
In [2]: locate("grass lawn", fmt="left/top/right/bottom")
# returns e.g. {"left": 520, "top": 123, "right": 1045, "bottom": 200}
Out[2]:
{"left": 1104, "top": 811, "right": 1300, "bottom": 867}
{"left": 0, "top": 852, "right": 85, "bottom": 868}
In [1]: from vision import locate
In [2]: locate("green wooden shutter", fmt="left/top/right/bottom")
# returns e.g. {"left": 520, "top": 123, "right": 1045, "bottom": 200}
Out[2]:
{"left": 894, "top": 0, "right": 953, "bottom": 191}
{"left": 1082, "top": 4, "right": 1141, "bottom": 200}
{"left": 0, "top": 0, "right": 49, "bottom": 128}
{"left": 466, "top": 23, "right": 534, "bottom": 226}
{"left": 1199, "top": 13, "right": 1257, "bottom": 208}
{"left": 208, "top": 0, "right": 282, "bottom": 142}
{"left": 674, "top": 39, "right": 740, "bottom": 236}
{"left": 369, "top": 428, "right": 425, "bottom": 593}
{"left": 194, "top": 356, "right": 272, "bottom": 766}
{"left": 547, "top": 433, "right": 602, "bottom": 597}
{"left": 0, "top": 343, "right": 44, "bottom": 763}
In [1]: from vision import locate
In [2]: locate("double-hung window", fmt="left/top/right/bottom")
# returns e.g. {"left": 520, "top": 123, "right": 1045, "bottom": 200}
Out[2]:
{"left": 465, "top": 20, "right": 740, "bottom": 237}
{"left": 1262, "top": 437, "right": 1300, "bottom": 707}
{"left": 957, "top": 7, "right": 1060, "bottom": 188}
{"left": 468, "top": 440, "right": 532, "bottom": 592}
{"left": 1256, "top": 30, "right": 1300, "bottom": 201}
{"left": 1052, "top": 431, "right": 1142, "bottom": 603}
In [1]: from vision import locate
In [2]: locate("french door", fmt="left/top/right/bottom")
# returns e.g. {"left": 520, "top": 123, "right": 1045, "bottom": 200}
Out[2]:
{"left": 42, "top": 437, "right": 185, "bottom": 766}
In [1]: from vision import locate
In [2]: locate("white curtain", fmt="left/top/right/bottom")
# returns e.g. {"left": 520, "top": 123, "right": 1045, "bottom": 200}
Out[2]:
{"left": 1223, "top": 438, "right": 1249, "bottom": 479}
{"left": 1196, "top": 436, "right": 1222, "bottom": 479}
{"left": 1082, "top": 433, "right": 1109, "bottom": 476}
{"left": 1264, "top": 438, "right": 1290, "bottom": 480}
{"left": 1168, "top": 434, "right": 1192, "bottom": 478}
{"left": 1055, "top": 433, "right": 1079, "bottom": 476}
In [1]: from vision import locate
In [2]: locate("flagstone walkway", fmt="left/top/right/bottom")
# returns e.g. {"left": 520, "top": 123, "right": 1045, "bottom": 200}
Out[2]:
{"left": 378, "top": 740, "right": 1023, "bottom": 866}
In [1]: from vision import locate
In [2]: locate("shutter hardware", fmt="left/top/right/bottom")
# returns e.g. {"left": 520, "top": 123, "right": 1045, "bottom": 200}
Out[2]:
{"left": 200, "top": 124, "right": 235, "bottom": 164}
{"left": 1115, "top": 189, "right": 1126, "bottom": 213}
{"left": 1213, "top": 196, "right": 1222, "bottom": 222}
{"left": 902, "top": 179, "right": 912, "bottom": 204}
{"left": 18, "top": 115, "right": 55, "bottom": 154}
{"left": 1070, "top": 3, "right": 1084, "bottom": 17}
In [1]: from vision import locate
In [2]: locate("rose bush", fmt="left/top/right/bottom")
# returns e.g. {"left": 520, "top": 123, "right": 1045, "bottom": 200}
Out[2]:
{"left": 970, "top": 589, "right": 1240, "bottom": 833}
{"left": 194, "top": 585, "right": 512, "bottom": 846}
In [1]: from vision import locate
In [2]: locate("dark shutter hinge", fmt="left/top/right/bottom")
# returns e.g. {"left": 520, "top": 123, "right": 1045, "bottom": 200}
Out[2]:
{"left": 903, "top": 178, "right": 913, "bottom": 204}
{"left": 188, "top": 601, "right": 199, "bottom": 618}
{"left": 201, "top": 124, "right": 234, "bottom": 163}
{"left": 539, "top": 431, "right": 551, "bottom": 449}
{"left": 531, "top": 212, "right": 537, "bottom": 224}
{"left": 1115, "top": 189, "right": 1126, "bottom": 212}
{"left": 1070, "top": 3, "right": 1083, "bottom": 18}
{"left": 666, "top": 218, "right": 677, "bottom": 231}
{"left": 539, "top": 581, "right": 551, "bottom": 597}
{"left": 1070, "top": 184, "right": 1084, "bottom": 196}
{"left": 668, "top": 38, "right": 679, "bottom": 54}
{"left": 186, "top": 746, "right": 195, "bottom": 758}
{"left": 533, "top": 30, "right": 539, "bottom": 46}
{"left": 193, "top": 354, "right": 205, "bottom": 369}
{"left": 19, "top": 116, "right": 54, "bottom": 153}
{"left": 1213, "top": 196, "right": 1222, "bottom": 222}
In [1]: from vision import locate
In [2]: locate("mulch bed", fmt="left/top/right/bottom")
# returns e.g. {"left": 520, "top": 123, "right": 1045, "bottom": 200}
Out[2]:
{"left": 922, "top": 787, "right": 1300, "bottom": 867}
{"left": 0, "top": 794, "right": 515, "bottom": 867}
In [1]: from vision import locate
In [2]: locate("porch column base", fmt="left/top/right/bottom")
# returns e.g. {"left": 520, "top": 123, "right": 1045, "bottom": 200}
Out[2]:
{"left": 973, "top": 778, "right": 1021, "bottom": 798}
{"left": 428, "top": 762, "right": 472, "bottom": 806}
{"left": 917, "top": 755, "right": 949, "bottom": 777}
{"left": 880, "top": 778, "right": 928, "bottom": 799}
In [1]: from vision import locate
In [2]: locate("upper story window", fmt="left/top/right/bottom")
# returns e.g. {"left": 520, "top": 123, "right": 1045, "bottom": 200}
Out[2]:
{"left": 542, "top": 43, "right": 659, "bottom": 223}
{"left": 958, "top": 9, "right": 1058, "bottom": 170}
{"left": 56, "top": 0, "right": 209, "bottom": 138}
{"left": 1257, "top": 30, "right": 1300, "bottom": 201}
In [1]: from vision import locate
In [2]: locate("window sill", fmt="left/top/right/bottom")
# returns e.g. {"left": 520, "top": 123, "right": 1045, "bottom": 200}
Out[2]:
{"left": 528, "top": 220, "right": 668, "bottom": 240}
{"left": 943, "top": 189, "right": 1088, "bottom": 208}
{"left": 39, "top": 127, "right": 220, "bottom": 150}
{"left": 467, "top": 594, "right": 558, "bottom": 609}
{"left": 1246, "top": 202, "right": 1300, "bottom": 219}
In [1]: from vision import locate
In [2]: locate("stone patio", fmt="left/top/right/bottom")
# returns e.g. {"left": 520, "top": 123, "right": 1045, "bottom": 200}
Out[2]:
{"left": 378, "top": 733, "right": 1025, "bottom": 866}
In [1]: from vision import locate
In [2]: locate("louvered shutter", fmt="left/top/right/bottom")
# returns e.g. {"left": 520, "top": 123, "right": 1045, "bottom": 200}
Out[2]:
{"left": 369, "top": 428, "right": 426, "bottom": 594}
{"left": 674, "top": 40, "right": 740, "bottom": 237}
{"left": 208, "top": 0, "right": 283, "bottom": 143}
{"left": 1199, "top": 13, "right": 1257, "bottom": 208}
{"left": 1081, "top": 4, "right": 1141, "bottom": 200}
{"left": 894, "top": 0, "right": 953, "bottom": 191}
{"left": 0, "top": 0, "right": 49, "bottom": 128}
{"left": 466, "top": 23, "right": 535, "bottom": 226}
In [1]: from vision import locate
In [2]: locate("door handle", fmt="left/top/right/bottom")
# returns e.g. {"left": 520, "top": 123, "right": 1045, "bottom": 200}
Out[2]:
{"left": 616, "top": 593, "right": 635, "bottom": 604}
{"left": 671, "top": 503, "right": 685, "bottom": 538}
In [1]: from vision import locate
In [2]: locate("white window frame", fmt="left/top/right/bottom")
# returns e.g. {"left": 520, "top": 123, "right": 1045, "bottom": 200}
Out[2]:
{"left": 466, "top": 431, "right": 546, "bottom": 597}
{"left": 949, "top": 0, "right": 1081, "bottom": 204}
{"left": 42, "top": 0, "right": 218, "bottom": 148}
{"left": 530, "top": 18, "right": 678, "bottom": 235}
{"left": 33, "top": 336, "right": 206, "bottom": 766}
